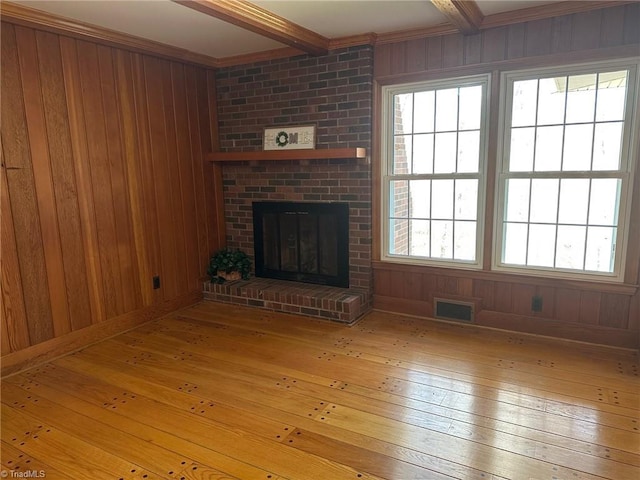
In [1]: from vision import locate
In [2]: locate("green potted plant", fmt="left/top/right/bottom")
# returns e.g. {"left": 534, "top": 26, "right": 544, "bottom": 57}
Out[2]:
{"left": 207, "top": 247, "right": 252, "bottom": 283}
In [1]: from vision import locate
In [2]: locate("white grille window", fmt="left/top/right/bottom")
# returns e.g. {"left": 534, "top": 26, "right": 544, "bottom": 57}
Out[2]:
{"left": 382, "top": 76, "right": 489, "bottom": 267}
{"left": 495, "top": 62, "right": 638, "bottom": 280}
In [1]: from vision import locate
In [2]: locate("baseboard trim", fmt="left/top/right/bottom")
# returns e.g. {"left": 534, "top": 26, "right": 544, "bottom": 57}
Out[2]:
{"left": 1, "top": 290, "right": 203, "bottom": 377}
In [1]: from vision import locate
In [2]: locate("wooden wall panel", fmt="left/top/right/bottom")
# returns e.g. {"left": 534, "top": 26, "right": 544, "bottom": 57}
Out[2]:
{"left": 372, "top": 5, "right": 640, "bottom": 348}
{"left": 35, "top": 31, "right": 92, "bottom": 332}
{"left": 1, "top": 21, "right": 219, "bottom": 362}
{"left": 2, "top": 24, "right": 54, "bottom": 346}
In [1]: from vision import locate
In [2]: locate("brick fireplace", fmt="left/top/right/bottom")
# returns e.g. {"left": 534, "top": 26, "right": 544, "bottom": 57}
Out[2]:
{"left": 203, "top": 46, "right": 374, "bottom": 323}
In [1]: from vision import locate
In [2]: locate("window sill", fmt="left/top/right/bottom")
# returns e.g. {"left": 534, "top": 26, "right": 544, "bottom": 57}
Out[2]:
{"left": 372, "top": 260, "right": 639, "bottom": 295}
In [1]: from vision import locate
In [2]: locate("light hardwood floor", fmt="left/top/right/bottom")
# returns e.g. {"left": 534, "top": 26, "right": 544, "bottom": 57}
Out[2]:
{"left": 2, "top": 302, "right": 639, "bottom": 479}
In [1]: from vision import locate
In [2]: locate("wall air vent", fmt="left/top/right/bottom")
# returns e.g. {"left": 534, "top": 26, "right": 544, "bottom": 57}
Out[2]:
{"left": 434, "top": 298, "right": 474, "bottom": 323}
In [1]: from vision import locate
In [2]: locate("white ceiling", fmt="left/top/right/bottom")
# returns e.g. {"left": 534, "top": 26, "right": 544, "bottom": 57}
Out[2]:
{"left": 13, "top": 0, "right": 558, "bottom": 60}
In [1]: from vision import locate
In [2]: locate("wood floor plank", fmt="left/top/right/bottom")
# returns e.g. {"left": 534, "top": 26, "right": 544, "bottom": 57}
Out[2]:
{"left": 1, "top": 441, "right": 64, "bottom": 478}
{"left": 70, "top": 328, "right": 640, "bottom": 476}
{"left": 1, "top": 402, "right": 161, "bottom": 479}
{"left": 50, "top": 350, "right": 505, "bottom": 480}
{"left": 167, "top": 308, "right": 640, "bottom": 418}
{"left": 1, "top": 302, "right": 638, "bottom": 479}
{"left": 147, "top": 314, "right": 640, "bottom": 429}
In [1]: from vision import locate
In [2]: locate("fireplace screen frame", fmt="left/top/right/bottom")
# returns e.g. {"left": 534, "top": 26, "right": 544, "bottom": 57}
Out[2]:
{"left": 252, "top": 201, "right": 350, "bottom": 288}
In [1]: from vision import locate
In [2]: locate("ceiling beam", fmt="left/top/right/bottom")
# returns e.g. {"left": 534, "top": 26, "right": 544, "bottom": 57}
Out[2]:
{"left": 430, "top": 0, "right": 484, "bottom": 35}
{"left": 172, "top": 0, "right": 329, "bottom": 56}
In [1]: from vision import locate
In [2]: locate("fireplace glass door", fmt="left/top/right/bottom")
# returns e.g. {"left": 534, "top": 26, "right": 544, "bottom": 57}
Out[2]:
{"left": 253, "top": 202, "right": 349, "bottom": 287}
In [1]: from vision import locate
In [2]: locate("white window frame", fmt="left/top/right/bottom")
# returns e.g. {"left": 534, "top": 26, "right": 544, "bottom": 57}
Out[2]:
{"left": 380, "top": 74, "right": 490, "bottom": 269}
{"left": 493, "top": 59, "right": 640, "bottom": 282}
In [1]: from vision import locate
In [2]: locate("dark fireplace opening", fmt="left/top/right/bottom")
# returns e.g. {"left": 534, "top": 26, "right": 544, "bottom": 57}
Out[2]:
{"left": 253, "top": 201, "right": 349, "bottom": 288}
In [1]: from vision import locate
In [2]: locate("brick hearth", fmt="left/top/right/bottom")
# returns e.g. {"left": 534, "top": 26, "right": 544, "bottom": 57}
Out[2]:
{"left": 203, "top": 278, "right": 370, "bottom": 324}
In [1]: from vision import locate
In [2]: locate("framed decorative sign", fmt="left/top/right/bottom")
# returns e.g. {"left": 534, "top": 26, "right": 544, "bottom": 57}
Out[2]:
{"left": 264, "top": 125, "right": 315, "bottom": 151}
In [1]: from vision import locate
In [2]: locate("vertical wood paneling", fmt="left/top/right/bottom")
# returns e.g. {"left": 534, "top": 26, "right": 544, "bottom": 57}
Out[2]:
{"left": 599, "top": 6, "right": 625, "bottom": 47}
{"left": 622, "top": 2, "right": 640, "bottom": 45}
{"left": 113, "top": 49, "right": 153, "bottom": 306}
{"left": 551, "top": 16, "right": 573, "bottom": 54}
{"left": 160, "top": 59, "right": 189, "bottom": 295}
{"left": 553, "top": 288, "right": 581, "bottom": 322}
{"left": 426, "top": 37, "right": 443, "bottom": 71}
{"left": 599, "top": 294, "right": 630, "bottom": 330}
{"left": 59, "top": 36, "right": 107, "bottom": 325}
{"left": 3, "top": 24, "right": 55, "bottom": 345}
{"left": 1, "top": 21, "right": 218, "bottom": 356}
{"left": 1, "top": 27, "right": 29, "bottom": 170}
{"left": 131, "top": 52, "right": 162, "bottom": 302}
{"left": 15, "top": 25, "right": 72, "bottom": 337}
{"left": 1, "top": 165, "right": 30, "bottom": 352}
{"left": 205, "top": 70, "right": 227, "bottom": 252}
{"left": 441, "top": 34, "right": 463, "bottom": 69}
{"left": 511, "top": 284, "right": 536, "bottom": 316}
{"left": 35, "top": 31, "right": 92, "bottom": 332}
{"left": 77, "top": 40, "right": 126, "bottom": 318}
{"left": 570, "top": 11, "right": 602, "bottom": 51}
{"left": 481, "top": 26, "right": 507, "bottom": 63}
{"left": 579, "top": 292, "right": 601, "bottom": 325}
{"left": 524, "top": 18, "right": 553, "bottom": 57}
{"left": 463, "top": 33, "right": 481, "bottom": 65}
{"left": 506, "top": 23, "right": 526, "bottom": 60}
{"left": 406, "top": 39, "right": 426, "bottom": 73}
{"left": 96, "top": 44, "right": 141, "bottom": 313}
{"left": 185, "top": 65, "right": 211, "bottom": 274}
{"left": 493, "top": 282, "right": 512, "bottom": 312}
{"left": 171, "top": 63, "right": 200, "bottom": 292}
{"left": 144, "top": 56, "right": 179, "bottom": 300}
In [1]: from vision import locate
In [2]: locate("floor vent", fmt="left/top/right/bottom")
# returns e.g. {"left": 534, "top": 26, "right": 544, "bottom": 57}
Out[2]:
{"left": 434, "top": 298, "right": 474, "bottom": 323}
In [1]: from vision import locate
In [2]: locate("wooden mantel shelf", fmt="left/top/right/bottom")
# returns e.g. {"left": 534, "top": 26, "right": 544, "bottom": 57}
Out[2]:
{"left": 207, "top": 147, "right": 367, "bottom": 163}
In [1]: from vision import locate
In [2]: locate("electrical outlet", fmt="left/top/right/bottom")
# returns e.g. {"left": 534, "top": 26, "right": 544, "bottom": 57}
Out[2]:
{"left": 531, "top": 295, "right": 543, "bottom": 312}
{"left": 153, "top": 276, "right": 161, "bottom": 289}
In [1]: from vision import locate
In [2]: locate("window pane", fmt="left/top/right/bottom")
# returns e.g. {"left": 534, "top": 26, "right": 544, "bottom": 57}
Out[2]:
{"left": 530, "top": 179, "right": 559, "bottom": 223}
{"left": 454, "top": 221, "right": 476, "bottom": 260}
{"left": 432, "top": 179, "right": 454, "bottom": 219}
{"left": 593, "top": 122, "right": 623, "bottom": 171}
{"left": 414, "top": 90, "right": 435, "bottom": 133}
{"left": 509, "top": 127, "right": 535, "bottom": 172}
{"left": 556, "top": 225, "right": 586, "bottom": 269}
{"left": 459, "top": 85, "right": 482, "bottom": 130}
{"left": 389, "top": 218, "right": 409, "bottom": 255}
{"left": 537, "top": 77, "right": 566, "bottom": 125}
{"left": 535, "top": 126, "right": 563, "bottom": 171}
{"left": 558, "top": 179, "right": 589, "bottom": 225}
{"left": 393, "top": 135, "right": 411, "bottom": 174}
{"left": 390, "top": 180, "right": 409, "bottom": 218}
{"left": 585, "top": 226, "right": 615, "bottom": 272}
{"left": 512, "top": 79, "right": 538, "bottom": 127}
{"left": 410, "top": 180, "right": 431, "bottom": 219}
{"left": 505, "top": 179, "right": 530, "bottom": 222}
{"left": 436, "top": 88, "right": 458, "bottom": 132}
{"left": 410, "top": 219, "right": 430, "bottom": 256}
{"left": 589, "top": 179, "right": 620, "bottom": 225}
{"left": 431, "top": 220, "right": 453, "bottom": 258}
{"left": 434, "top": 132, "right": 457, "bottom": 173}
{"left": 458, "top": 130, "right": 480, "bottom": 173}
{"left": 413, "top": 133, "right": 434, "bottom": 174}
{"left": 394, "top": 93, "right": 413, "bottom": 134}
{"left": 566, "top": 74, "right": 596, "bottom": 124}
{"left": 455, "top": 179, "right": 478, "bottom": 220}
{"left": 562, "top": 124, "right": 593, "bottom": 171}
{"left": 596, "top": 71, "right": 627, "bottom": 122}
{"left": 503, "top": 223, "right": 528, "bottom": 265}
{"left": 528, "top": 224, "right": 556, "bottom": 267}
